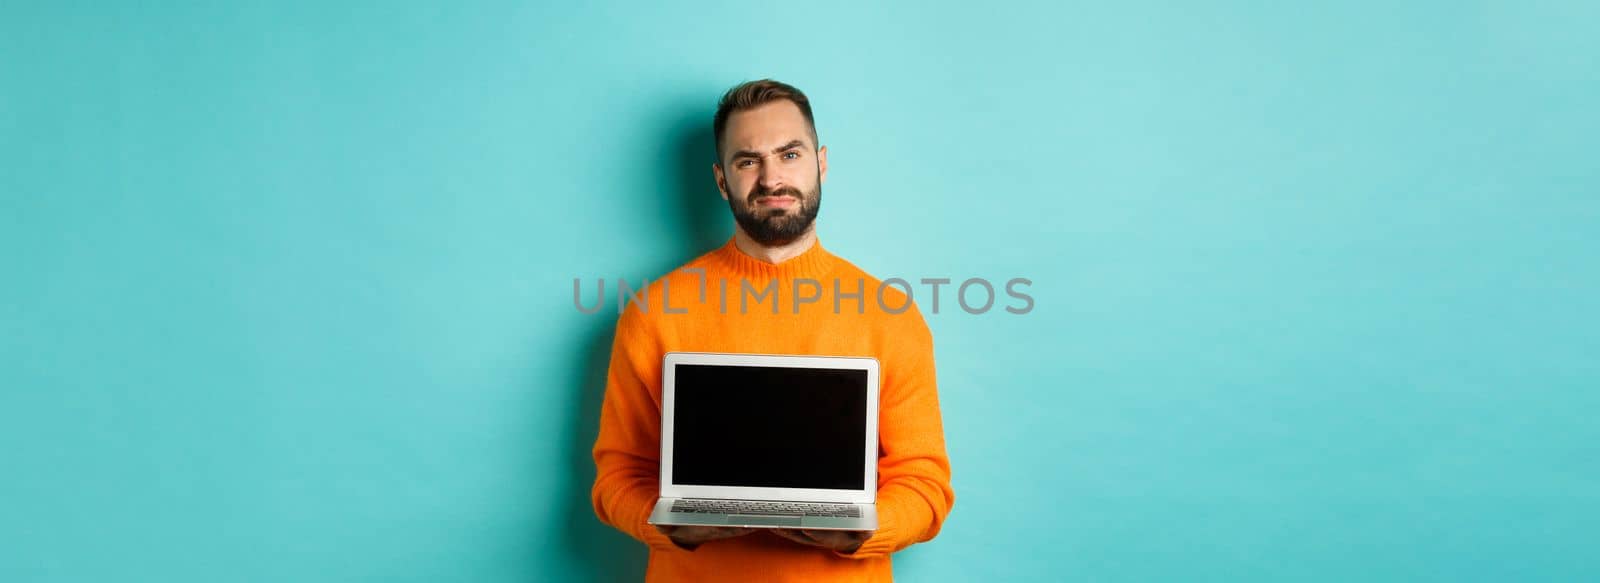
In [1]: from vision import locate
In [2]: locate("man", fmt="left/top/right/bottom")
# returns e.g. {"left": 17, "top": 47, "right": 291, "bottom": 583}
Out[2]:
{"left": 590, "top": 79, "right": 955, "bottom": 582}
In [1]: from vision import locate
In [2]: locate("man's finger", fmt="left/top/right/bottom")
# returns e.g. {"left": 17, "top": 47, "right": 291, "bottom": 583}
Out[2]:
{"left": 772, "top": 528, "right": 818, "bottom": 545}
{"left": 802, "top": 529, "right": 848, "bottom": 540}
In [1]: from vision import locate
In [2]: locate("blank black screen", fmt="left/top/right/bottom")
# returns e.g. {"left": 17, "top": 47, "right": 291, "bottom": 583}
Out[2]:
{"left": 672, "top": 364, "right": 867, "bottom": 490}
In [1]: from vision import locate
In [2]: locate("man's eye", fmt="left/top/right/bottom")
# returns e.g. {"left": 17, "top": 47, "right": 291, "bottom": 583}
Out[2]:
{"left": 783, "top": 152, "right": 799, "bottom": 160}
{"left": 738, "top": 160, "right": 755, "bottom": 168}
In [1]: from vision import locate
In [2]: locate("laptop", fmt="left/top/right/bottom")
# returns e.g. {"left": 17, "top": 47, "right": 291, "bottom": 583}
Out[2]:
{"left": 647, "top": 351, "right": 880, "bottom": 531}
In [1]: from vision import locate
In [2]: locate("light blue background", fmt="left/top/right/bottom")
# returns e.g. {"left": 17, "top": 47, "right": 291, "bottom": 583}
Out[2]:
{"left": 3, "top": 1, "right": 1596, "bottom": 581}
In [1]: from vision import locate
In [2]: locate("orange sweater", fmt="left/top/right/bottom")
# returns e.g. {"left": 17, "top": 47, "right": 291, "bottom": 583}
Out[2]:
{"left": 590, "top": 235, "right": 956, "bottom": 582}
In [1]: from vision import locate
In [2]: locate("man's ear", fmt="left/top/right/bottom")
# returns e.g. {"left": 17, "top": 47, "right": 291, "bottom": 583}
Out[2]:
{"left": 712, "top": 163, "right": 729, "bottom": 201}
{"left": 817, "top": 145, "right": 828, "bottom": 185}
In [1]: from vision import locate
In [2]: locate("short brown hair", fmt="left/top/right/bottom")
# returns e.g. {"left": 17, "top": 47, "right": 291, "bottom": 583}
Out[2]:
{"left": 713, "top": 79, "right": 818, "bottom": 164}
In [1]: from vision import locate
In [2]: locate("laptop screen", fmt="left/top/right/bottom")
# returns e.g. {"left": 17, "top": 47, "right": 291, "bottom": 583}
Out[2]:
{"left": 671, "top": 363, "right": 868, "bottom": 491}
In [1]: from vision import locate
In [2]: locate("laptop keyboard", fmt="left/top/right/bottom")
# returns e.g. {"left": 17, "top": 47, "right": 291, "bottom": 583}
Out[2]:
{"left": 672, "top": 499, "right": 862, "bottom": 518}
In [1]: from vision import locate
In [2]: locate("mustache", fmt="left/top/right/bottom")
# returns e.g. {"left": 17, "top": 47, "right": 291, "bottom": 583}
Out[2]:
{"left": 747, "top": 185, "right": 805, "bottom": 204}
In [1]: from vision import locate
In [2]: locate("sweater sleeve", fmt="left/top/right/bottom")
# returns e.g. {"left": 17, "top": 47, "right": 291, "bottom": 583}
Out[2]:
{"left": 836, "top": 304, "right": 956, "bottom": 559}
{"left": 590, "top": 308, "right": 683, "bottom": 554}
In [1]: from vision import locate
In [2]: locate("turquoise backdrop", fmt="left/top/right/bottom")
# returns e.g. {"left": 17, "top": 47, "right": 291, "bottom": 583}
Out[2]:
{"left": 3, "top": 1, "right": 1596, "bottom": 581}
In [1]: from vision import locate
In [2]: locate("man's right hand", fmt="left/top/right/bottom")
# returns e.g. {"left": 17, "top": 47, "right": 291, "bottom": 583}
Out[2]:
{"left": 653, "top": 525, "right": 757, "bottom": 551}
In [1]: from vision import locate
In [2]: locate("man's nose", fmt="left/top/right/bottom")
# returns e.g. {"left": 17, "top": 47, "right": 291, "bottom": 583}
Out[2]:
{"left": 758, "top": 162, "right": 784, "bottom": 191}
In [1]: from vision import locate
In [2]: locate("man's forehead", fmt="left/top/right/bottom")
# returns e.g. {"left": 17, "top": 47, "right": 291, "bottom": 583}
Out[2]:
{"left": 724, "top": 101, "right": 815, "bottom": 150}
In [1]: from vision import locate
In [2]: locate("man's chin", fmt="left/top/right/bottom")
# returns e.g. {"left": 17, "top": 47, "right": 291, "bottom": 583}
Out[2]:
{"left": 743, "top": 223, "right": 808, "bottom": 245}
{"left": 763, "top": 218, "right": 809, "bottom": 234}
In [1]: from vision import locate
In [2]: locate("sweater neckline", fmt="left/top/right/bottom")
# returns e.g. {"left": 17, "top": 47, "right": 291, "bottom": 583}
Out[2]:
{"left": 712, "top": 235, "right": 839, "bottom": 280}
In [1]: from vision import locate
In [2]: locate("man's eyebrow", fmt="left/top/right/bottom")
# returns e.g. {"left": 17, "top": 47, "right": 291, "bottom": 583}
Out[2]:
{"left": 730, "top": 139, "right": 809, "bottom": 159}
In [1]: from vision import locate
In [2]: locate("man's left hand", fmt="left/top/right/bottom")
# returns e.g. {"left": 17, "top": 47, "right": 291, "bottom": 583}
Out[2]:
{"left": 770, "top": 528, "right": 872, "bottom": 554}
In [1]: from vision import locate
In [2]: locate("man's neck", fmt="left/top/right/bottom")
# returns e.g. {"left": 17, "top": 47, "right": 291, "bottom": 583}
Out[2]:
{"left": 732, "top": 227, "right": 818, "bottom": 265}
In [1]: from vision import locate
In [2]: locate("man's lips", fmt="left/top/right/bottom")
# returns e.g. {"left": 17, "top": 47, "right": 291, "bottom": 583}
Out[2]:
{"left": 754, "top": 196, "right": 797, "bottom": 208}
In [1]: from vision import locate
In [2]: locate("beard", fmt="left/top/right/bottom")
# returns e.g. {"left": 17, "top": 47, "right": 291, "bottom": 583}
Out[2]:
{"left": 726, "top": 177, "right": 821, "bottom": 247}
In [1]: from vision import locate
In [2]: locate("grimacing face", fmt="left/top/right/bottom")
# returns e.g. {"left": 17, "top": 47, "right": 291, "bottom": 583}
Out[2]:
{"left": 714, "top": 100, "right": 829, "bottom": 247}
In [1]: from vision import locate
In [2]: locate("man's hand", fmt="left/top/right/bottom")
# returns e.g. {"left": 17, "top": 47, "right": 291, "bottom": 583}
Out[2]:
{"left": 653, "top": 525, "right": 757, "bottom": 550}
{"left": 770, "top": 528, "right": 873, "bottom": 554}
